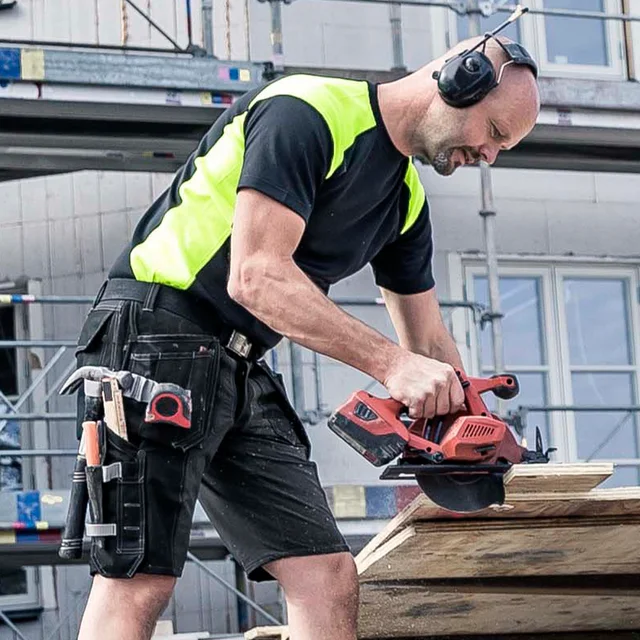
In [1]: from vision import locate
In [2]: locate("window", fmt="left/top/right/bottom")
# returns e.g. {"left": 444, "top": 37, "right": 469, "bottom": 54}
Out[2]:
{"left": 530, "top": 0, "right": 625, "bottom": 78}
{"left": 449, "top": 0, "right": 626, "bottom": 80}
{"left": 471, "top": 273, "right": 554, "bottom": 451}
{"left": 542, "top": 0, "right": 609, "bottom": 66}
{"left": 557, "top": 271, "right": 640, "bottom": 487}
{"left": 461, "top": 262, "right": 640, "bottom": 488}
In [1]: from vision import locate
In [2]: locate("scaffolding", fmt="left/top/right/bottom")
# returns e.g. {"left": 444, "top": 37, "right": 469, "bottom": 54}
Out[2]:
{"left": 1, "top": 0, "right": 640, "bottom": 636}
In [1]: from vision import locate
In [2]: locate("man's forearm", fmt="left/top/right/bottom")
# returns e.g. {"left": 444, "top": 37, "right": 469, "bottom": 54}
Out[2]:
{"left": 229, "top": 257, "right": 403, "bottom": 384}
{"left": 412, "top": 324, "right": 465, "bottom": 371}
{"left": 381, "top": 288, "right": 465, "bottom": 372}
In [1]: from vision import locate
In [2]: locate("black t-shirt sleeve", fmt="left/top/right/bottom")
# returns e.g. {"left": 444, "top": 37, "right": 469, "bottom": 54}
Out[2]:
{"left": 237, "top": 95, "right": 333, "bottom": 222}
{"left": 370, "top": 200, "right": 435, "bottom": 294}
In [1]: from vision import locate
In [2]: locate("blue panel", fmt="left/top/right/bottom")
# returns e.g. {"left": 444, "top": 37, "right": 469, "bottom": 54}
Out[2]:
{"left": 365, "top": 486, "right": 397, "bottom": 518}
{"left": 16, "top": 491, "right": 41, "bottom": 528}
{"left": 229, "top": 67, "right": 239, "bottom": 81}
{"left": 0, "top": 48, "right": 21, "bottom": 80}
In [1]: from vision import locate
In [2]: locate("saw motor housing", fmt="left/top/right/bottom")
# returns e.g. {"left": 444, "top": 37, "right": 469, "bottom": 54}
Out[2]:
{"left": 328, "top": 372, "right": 528, "bottom": 468}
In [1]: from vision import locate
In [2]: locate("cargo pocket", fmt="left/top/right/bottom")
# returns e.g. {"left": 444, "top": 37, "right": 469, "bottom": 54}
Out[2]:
{"left": 72, "top": 305, "right": 121, "bottom": 439}
{"left": 123, "top": 334, "right": 221, "bottom": 451}
{"left": 74, "top": 305, "right": 119, "bottom": 361}
{"left": 88, "top": 423, "right": 146, "bottom": 578}
{"left": 256, "top": 360, "right": 312, "bottom": 456}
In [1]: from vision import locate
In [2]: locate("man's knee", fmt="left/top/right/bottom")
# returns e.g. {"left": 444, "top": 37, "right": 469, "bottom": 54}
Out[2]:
{"left": 266, "top": 552, "right": 359, "bottom": 605}
{"left": 92, "top": 573, "right": 176, "bottom": 616}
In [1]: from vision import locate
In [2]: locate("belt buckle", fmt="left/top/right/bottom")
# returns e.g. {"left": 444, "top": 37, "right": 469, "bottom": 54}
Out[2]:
{"left": 227, "top": 330, "right": 252, "bottom": 358}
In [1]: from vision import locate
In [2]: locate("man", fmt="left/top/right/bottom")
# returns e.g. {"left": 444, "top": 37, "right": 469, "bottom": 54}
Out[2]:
{"left": 71, "top": 33, "right": 539, "bottom": 640}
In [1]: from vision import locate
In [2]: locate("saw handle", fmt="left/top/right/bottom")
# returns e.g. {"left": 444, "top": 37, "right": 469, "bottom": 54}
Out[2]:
{"left": 457, "top": 372, "right": 519, "bottom": 417}
{"left": 489, "top": 374, "right": 520, "bottom": 400}
{"left": 368, "top": 373, "right": 519, "bottom": 423}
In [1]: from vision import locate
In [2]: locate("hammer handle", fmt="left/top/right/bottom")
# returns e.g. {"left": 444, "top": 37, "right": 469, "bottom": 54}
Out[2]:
{"left": 58, "top": 445, "right": 88, "bottom": 560}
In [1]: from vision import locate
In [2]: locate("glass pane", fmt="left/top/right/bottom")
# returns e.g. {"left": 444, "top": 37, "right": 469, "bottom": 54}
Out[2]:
{"left": 474, "top": 276, "right": 545, "bottom": 368}
{"left": 0, "top": 569, "right": 27, "bottom": 596}
{"left": 564, "top": 278, "right": 631, "bottom": 366}
{"left": 482, "top": 372, "right": 552, "bottom": 454}
{"left": 543, "top": 0, "right": 608, "bottom": 66}
{"left": 456, "top": 11, "right": 521, "bottom": 42}
{"left": 0, "top": 307, "right": 17, "bottom": 396}
{"left": 572, "top": 372, "right": 639, "bottom": 486}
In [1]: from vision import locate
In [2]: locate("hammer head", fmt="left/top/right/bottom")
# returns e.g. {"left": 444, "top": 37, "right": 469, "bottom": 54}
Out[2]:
{"left": 59, "top": 365, "right": 116, "bottom": 396}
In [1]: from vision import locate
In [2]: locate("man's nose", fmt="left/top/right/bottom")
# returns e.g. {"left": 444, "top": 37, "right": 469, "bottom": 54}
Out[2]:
{"left": 480, "top": 144, "right": 500, "bottom": 165}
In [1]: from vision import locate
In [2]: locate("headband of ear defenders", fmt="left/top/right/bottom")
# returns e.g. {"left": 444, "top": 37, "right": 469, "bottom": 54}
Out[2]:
{"left": 432, "top": 5, "right": 538, "bottom": 108}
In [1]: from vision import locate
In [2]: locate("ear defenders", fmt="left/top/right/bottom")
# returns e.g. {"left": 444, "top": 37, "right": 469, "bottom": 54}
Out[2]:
{"left": 433, "top": 5, "right": 538, "bottom": 109}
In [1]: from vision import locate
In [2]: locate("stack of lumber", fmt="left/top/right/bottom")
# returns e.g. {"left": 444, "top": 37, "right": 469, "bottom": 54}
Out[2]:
{"left": 357, "top": 462, "right": 640, "bottom": 638}
{"left": 246, "top": 463, "right": 640, "bottom": 639}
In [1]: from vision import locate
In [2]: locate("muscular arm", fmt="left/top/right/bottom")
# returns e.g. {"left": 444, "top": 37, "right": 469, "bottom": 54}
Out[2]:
{"left": 381, "top": 287, "right": 465, "bottom": 371}
{"left": 227, "top": 188, "right": 403, "bottom": 384}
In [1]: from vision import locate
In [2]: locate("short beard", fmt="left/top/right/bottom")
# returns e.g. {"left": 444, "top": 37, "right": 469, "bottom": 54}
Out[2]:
{"left": 431, "top": 149, "right": 455, "bottom": 176}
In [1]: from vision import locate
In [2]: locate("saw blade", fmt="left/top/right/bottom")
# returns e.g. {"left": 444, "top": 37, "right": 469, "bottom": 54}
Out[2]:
{"left": 416, "top": 471, "right": 505, "bottom": 513}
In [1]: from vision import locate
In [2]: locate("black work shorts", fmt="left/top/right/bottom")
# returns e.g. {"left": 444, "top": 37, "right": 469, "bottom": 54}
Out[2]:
{"left": 72, "top": 290, "right": 349, "bottom": 581}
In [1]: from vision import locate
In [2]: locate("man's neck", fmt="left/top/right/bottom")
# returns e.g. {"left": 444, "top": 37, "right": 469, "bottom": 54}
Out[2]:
{"left": 377, "top": 69, "right": 437, "bottom": 157}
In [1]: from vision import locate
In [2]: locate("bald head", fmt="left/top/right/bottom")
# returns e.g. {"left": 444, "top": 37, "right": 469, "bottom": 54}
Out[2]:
{"left": 423, "top": 35, "right": 539, "bottom": 173}
{"left": 437, "top": 35, "right": 539, "bottom": 110}
{"left": 378, "top": 35, "right": 540, "bottom": 175}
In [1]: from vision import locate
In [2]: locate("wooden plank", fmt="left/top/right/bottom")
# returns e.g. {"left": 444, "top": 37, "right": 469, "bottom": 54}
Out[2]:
{"left": 244, "top": 627, "right": 290, "bottom": 639}
{"left": 368, "top": 633, "right": 640, "bottom": 640}
{"left": 358, "top": 583, "right": 640, "bottom": 638}
{"left": 356, "top": 486, "right": 640, "bottom": 567}
{"left": 357, "top": 518, "right": 640, "bottom": 581}
{"left": 503, "top": 462, "right": 613, "bottom": 493}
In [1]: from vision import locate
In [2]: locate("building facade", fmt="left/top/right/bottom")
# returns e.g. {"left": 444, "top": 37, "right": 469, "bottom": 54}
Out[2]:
{"left": 0, "top": 0, "right": 639, "bottom": 636}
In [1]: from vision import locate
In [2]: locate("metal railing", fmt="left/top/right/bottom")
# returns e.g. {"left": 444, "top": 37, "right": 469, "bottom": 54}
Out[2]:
{"left": 0, "top": 0, "right": 209, "bottom": 56}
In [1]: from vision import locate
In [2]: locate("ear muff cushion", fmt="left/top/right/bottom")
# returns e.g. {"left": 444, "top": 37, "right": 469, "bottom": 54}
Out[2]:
{"left": 436, "top": 50, "right": 497, "bottom": 108}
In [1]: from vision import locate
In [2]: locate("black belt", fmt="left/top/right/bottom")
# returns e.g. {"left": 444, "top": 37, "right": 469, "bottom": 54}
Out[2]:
{"left": 95, "top": 278, "right": 264, "bottom": 360}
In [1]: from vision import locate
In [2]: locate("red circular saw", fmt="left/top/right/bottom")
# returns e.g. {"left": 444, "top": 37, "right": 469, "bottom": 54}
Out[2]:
{"left": 327, "top": 371, "right": 554, "bottom": 512}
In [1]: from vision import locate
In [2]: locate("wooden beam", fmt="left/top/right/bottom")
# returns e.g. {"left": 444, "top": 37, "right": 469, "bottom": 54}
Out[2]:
{"left": 503, "top": 463, "right": 613, "bottom": 493}
{"left": 357, "top": 517, "right": 640, "bottom": 581}
{"left": 358, "top": 583, "right": 640, "bottom": 638}
{"left": 356, "top": 485, "right": 640, "bottom": 565}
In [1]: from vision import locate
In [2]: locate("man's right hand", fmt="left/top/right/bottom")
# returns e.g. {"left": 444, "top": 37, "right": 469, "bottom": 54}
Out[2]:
{"left": 383, "top": 351, "right": 466, "bottom": 419}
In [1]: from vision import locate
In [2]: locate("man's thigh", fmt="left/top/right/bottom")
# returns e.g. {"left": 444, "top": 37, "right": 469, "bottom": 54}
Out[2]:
{"left": 199, "top": 361, "right": 350, "bottom": 582}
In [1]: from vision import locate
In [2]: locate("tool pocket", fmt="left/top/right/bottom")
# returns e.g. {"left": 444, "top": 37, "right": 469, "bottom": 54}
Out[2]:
{"left": 256, "top": 361, "right": 312, "bottom": 456}
{"left": 88, "top": 423, "right": 146, "bottom": 578}
{"left": 124, "top": 334, "right": 221, "bottom": 451}
{"left": 74, "top": 305, "right": 120, "bottom": 360}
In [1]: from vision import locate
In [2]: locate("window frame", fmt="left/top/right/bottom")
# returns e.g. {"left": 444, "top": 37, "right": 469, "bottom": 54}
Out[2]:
{"left": 0, "top": 568, "right": 39, "bottom": 612}
{"left": 460, "top": 262, "right": 568, "bottom": 457}
{"left": 526, "top": 0, "right": 626, "bottom": 80}
{"left": 450, "top": 254, "right": 640, "bottom": 473}
{"left": 445, "top": 0, "right": 627, "bottom": 80}
{"left": 554, "top": 265, "right": 640, "bottom": 464}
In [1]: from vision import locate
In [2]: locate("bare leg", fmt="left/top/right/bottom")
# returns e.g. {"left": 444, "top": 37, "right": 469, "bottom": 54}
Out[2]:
{"left": 78, "top": 574, "right": 176, "bottom": 640}
{"left": 265, "top": 552, "right": 359, "bottom": 640}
